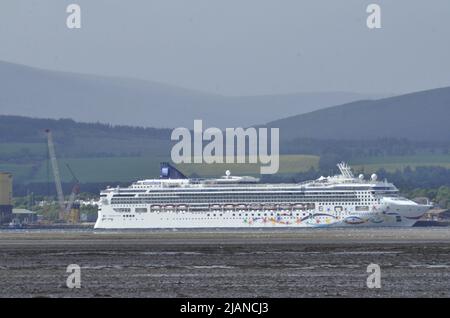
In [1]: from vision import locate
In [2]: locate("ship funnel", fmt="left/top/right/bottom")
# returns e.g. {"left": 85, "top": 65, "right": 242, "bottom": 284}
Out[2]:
{"left": 160, "top": 162, "right": 187, "bottom": 179}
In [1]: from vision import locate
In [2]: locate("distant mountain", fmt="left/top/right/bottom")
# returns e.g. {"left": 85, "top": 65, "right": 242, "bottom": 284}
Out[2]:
{"left": 0, "top": 61, "right": 378, "bottom": 128}
{"left": 267, "top": 87, "right": 450, "bottom": 142}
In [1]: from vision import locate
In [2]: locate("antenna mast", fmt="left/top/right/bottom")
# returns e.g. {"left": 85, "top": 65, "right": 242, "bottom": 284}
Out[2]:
{"left": 337, "top": 162, "right": 354, "bottom": 179}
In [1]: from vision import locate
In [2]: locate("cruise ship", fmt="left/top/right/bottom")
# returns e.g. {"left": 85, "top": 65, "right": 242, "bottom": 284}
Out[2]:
{"left": 94, "top": 162, "right": 431, "bottom": 229}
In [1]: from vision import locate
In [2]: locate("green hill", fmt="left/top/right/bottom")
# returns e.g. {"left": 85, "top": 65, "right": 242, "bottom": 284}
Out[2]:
{"left": 267, "top": 87, "right": 450, "bottom": 142}
{"left": 0, "top": 115, "right": 172, "bottom": 158}
{"left": 2, "top": 82, "right": 450, "bottom": 187}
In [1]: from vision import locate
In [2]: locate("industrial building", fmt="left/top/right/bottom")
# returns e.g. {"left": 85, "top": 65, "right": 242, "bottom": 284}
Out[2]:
{"left": 0, "top": 172, "right": 13, "bottom": 224}
{"left": 11, "top": 208, "right": 37, "bottom": 225}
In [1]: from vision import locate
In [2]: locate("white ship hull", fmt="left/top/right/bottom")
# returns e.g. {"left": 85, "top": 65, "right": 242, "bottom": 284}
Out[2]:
{"left": 95, "top": 214, "right": 416, "bottom": 229}
{"left": 95, "top": 202, "right": 428, "bottom": 229}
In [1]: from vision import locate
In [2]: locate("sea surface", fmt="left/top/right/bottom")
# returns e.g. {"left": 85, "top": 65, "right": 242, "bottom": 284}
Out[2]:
{"left": 0, "top": 228, "right": 449, "bottom": 297}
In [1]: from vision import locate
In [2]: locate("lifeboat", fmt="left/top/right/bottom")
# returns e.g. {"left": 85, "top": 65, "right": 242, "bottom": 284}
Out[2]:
{"left": 293, "top": 204, "right": 305, "bottom": 211}
{"left": 237, "top": 204, "right": 247, "bottom": 211}
{"left": 343, "top": 216, "right": 366, "bottom": 225}
{"left": 279, "top": 204, "right": 292, "bottom": 211}
{"left": 151, "top": 205, "right": 161, "bottom": 212}
{"left": 224, "top": 204, "right": 235, "bottom": 211}
{"left": 263, "top": 204, "right": 275, "bottom": 211}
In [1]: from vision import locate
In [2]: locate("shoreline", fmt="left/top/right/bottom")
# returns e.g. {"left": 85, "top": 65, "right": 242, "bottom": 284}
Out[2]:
{"left": 1, "top": 227, "right": 450, "bottom": 245}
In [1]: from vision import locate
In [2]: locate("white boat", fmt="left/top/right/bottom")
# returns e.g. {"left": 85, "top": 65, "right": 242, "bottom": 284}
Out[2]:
{"left": 94, "top": 162, "right": 432, "bottom": 229}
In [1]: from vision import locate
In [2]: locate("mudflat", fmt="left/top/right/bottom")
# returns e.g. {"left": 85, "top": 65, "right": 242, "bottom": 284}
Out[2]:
{"left": 0, "top": 228, "right": 449, "bottom": 297}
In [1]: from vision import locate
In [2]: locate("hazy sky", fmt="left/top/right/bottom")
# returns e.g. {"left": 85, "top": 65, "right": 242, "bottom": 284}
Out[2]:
{"left": 0, "top": 0, "right": 449, "bottom": 96}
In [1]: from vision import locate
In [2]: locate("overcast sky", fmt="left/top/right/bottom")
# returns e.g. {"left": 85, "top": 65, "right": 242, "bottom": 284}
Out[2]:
{"left": 0, "top": 0, "right": 449, "bottom": 96}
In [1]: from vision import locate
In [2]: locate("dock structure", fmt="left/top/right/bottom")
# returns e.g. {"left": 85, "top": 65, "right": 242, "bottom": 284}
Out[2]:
{"left": 0, "top": 172, "right": 13, "bottom": 224}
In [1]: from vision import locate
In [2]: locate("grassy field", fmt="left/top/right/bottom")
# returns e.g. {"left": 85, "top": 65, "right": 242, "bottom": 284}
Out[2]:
{"left": 0, "top": 163, "right": 35, "bottom": 180}
{"left": 31, "top": 156, "right": 170, "bottom": 183}
{"left": 0, "top": 142, "right": 47, "bottom": 156}
{"left": 350, "top": 155, "right": 450, "bottom": 173}
{"left": 30, "top": 155, "right": 318, "bottom": 182}
{"left": 2, "top": 153, "right": 450, "bottom": 183}
{"left": 1, "top": 155, "right": 319, "bottom": 183}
